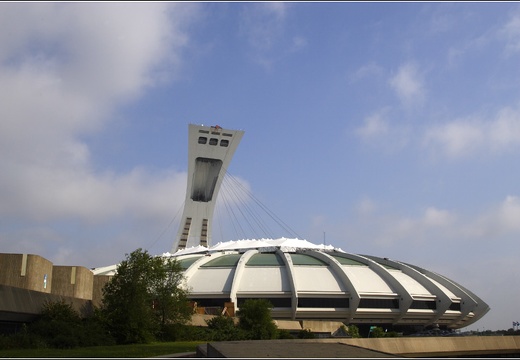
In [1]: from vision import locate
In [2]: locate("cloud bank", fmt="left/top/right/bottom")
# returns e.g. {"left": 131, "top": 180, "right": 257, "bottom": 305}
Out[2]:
{"left": 0, "top": 2, "right": 198, "bottom": 266}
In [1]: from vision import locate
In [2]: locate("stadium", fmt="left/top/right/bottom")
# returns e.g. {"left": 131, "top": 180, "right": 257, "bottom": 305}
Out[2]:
{"left": 92, "top": 124, "right": 490, "bottom": 334}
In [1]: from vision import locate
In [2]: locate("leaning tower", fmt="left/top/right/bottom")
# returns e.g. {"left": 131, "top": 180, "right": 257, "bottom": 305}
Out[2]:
{"left": 172, "top": 124, "right": 244, "bottom": 253}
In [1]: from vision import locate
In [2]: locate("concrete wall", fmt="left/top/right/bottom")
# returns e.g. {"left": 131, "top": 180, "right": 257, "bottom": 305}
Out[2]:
{"left": 0, "top": 285, "right": 94, "bottom": 322}
{"left": 0, "top": 254, "right": 53, "bottom": 293}
{"left": 342, "top": 336, "right": 520, "bottom": 357}
{"left": 51, "top": 266, "right": 94, "bottom": 300}
{"left": 302, "top": 320, "right": 345, "bottom": 333}
{"left": 200, "top": 337, "right": 520, "bottom": 358}
{"left": 92, "top": 275, "right": 112, "bottom": 307}
{"left": 0, "top": 253, "right": 112, "bottom": 308}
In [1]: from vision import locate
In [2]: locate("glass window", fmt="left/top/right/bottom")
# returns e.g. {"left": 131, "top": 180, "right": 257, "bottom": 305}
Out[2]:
{"left": 358, "top": 298, "right": 399, "bottom": 309}
{"left": 410, "top": 300, "right": 437, "bottom": 310}
{"left": 220, "top": 139, "right": 229, "bottom": 147}
{"left": 198, "top": 136, "right": 207, "bottom": 144}
{"left": 449, "top": 302, "right": 461, "bottom": 311}
{"left": 237, "top": 297, "right": 292, "bottom": 308}
{"left": 298, "top": 297, "right": 349, "bottom": 308}
{"left": 209, "top": 138, "right": 218, "bottom": 145}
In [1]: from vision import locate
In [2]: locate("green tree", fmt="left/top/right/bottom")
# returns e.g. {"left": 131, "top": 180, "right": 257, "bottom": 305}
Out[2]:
{"left": 236, "top": 299, "right": 278, "bottom": 340}
{"left": 347, "top": 324, "right": 360, "bottom": 338}
{"left": 369, "top": 326, "right": 385, "bottom": 338}
{"left": 100, "top": 248, "right": 191, "bottom": 344}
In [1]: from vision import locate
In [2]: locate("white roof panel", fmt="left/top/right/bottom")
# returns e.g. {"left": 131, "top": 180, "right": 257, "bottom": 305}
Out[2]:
{"left": 188, "top": 268, "right": 235, "bottom": 294}
{"left": 293, "top": 266, "right": 346, "bottom": 293}
{"left": 388, "top": 270, "right": 433, "bottom": 296}
{"left": 237, "top": 267, "right": 291, "bottom": 293}
{"left": 342, "top": 266, "right": 394, "bottom": 294}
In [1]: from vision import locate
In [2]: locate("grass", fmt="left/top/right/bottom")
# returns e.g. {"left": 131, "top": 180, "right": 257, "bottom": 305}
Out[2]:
{"left": 0, "top": 341, "right": 206, "bottom": 358}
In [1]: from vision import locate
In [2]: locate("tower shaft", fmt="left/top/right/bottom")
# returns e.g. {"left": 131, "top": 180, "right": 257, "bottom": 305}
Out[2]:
{"left": 172, "top": 124, "right": 244, "bottom": 252}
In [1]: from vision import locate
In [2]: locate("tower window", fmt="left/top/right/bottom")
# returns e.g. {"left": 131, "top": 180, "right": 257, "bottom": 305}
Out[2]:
{"left": 198, "top": 137, "right": 207, "bottom": 144}
{"left": 209, "top": 138, "right": 218, "bottom": 145}
{"left": 220, "top": 139, "right": 229, "bottom": 147}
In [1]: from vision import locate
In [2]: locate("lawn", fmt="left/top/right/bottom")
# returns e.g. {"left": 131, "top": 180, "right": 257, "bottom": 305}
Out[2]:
{"left": 0, "top": 341, "right": 206, "bottom": 358}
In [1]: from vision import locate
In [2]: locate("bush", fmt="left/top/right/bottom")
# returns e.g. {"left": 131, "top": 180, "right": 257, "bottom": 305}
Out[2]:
{"left": 161, "top": 323, "right": 212, "bottom": 342}
{"left": 0, "top": 325, "right": 44, "bottom": 350}
{"left": 28, "top": 300, "right": 83, "bottom": 348}
{"left": 277, "top": 329, "right": 294, "bottom": 339}
{"left": 206, "top": 315, "right": 246, "bottom": 341}
{"left": 17, "top": 300, "right": 115, "bottom": 349}
{"left": 369, "top": 326, "right": 385, "bottom": 338}
{"left": 347, "top": 324, "right": 360, "bottom": 338}
{"left": 298, "top": 329, "right": 315, "bottom": 339}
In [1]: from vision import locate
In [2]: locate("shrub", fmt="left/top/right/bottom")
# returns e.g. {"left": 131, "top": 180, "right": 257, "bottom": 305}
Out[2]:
{"left": 206, "top": 315, "right": 244, "bottom": 341}
{"left": 298, "top": 329, "right": 315, "bottom": 339}
{"left": 277, "top": 329, "right": 294, "bottom": 339}
{"left": 347, "top": 324, "right": 360, "bottom": 338}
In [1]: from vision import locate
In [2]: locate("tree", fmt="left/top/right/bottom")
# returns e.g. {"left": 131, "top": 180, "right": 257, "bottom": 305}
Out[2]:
{"left": 369, "top": 326, "right": 386, "bottom": 338}
{"left": 100, "top": 248, "right": 191, "bottom": 344}
{"left": 236, "top": 299, "right": 278, "bottom": 340}
{"left": 347, "top": 324, "right": 360, "bottom": 338}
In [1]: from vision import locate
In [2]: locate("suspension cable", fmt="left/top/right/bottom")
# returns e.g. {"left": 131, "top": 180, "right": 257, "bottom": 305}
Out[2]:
{"left": 216, "top": 170, "right": 303, "bottom": 240}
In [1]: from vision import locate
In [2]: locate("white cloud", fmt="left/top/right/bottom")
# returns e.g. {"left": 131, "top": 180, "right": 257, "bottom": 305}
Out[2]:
{"left": 356, "top": 198, "right": 377, "bottom": 216}
{"left": 350, "top": 62, "right": 384, "bottom": 82}
{"left": 467, "top": 195, "right": 520, "bottom": 238}
{"left": 423, "top": 106, "right": 520, "bottom": 159}
{"left": 240, "top": 3, "right": 287, "bottom": 51}
{"left": 389, "top": 62, "right": 425, "bottom": 107}
{"left": 354, "top": 109, "right": 410, "bottom": 151}
{"left": 423, "top": 207, "right": 454, "bottom": 227}
{"left": 0, "top": 2, "right": 200, "bottom": 264}
{"left": 500, "top": 8, "right": 520, "bottom": 55}
{"left": 423, "top": 118, "right": 485, "bottom": 158}
{"left": 239, "top": 2, "right": 304, "bottom": 69}
{"left": 341, "top": 196, "right": 520, "bottom": 254}
{"left": 356, "top": 112, "right": 389, "bottom": 140}
{"left": 289, "top": 36, "right": 308, "bottom": 53}
{"left": 378, "top": 206, "right": 456, "bottom": 246}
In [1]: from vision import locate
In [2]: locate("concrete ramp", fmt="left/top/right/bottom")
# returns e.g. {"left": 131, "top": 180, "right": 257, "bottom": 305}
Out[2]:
{"left": 194, "top": 336, "right": 520, "bottom": 358}
{"left": 201, "top": 339, "right": 398, "bottom": 358}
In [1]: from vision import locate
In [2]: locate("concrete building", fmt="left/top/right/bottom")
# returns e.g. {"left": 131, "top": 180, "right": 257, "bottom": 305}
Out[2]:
{"left": 0, "top": 253, "right": 102, "bottom": 331}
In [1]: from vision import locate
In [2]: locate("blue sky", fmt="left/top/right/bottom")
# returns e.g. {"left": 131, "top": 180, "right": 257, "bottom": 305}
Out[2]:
{"left": 1, "top": 2, "right": 520, "bottom": 331}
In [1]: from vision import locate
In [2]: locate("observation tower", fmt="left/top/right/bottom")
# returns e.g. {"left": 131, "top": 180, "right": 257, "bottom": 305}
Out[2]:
{"left": 172, "top": 124, "right": 244, "bottom": 253}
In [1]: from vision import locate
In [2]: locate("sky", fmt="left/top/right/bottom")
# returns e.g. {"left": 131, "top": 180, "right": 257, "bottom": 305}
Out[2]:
{"left": 1, "top": 2, "right": 519, "bottom": 332}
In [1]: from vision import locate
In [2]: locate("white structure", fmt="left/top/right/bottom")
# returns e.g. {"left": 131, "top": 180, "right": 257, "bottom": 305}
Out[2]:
{"left": 94, "top": 238, "right": 490, "bottom": 330}
{"left": 172, "top": 124, "right": 244, "bottom": 252}
{"left": 92, "top": 123, "right": 490, "bottom": 331}
{"left": 164, "top": 238, "right": 489, "bottom": 329}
